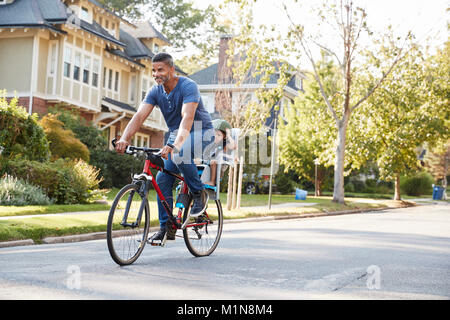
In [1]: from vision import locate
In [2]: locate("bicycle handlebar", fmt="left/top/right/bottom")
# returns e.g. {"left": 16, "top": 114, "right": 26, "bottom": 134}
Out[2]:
{"left": 111, "top": 138, "right": 161, "bottom": 155}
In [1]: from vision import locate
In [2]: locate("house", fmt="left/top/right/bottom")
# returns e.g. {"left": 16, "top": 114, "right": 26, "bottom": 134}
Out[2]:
{"left": 189, "top": 35, "right": 305, "bottom": 129}
{"left": 0, "top": 0, "right": 185, "bottom": 149}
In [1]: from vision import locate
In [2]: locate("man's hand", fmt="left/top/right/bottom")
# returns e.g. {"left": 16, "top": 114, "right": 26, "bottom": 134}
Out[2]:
{"left": 160, "top": 145, "right": 173, "bottom": 160}
{"left": 115, "top": 138, "right": 130, "bottom": 154}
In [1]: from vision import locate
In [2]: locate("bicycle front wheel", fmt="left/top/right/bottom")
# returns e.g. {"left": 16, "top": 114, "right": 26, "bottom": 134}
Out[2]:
{"left": 183, "top": 198, "right": 223, "bottom": 257}
{"left": 107, "top": 184, "right": 150, "bottom": 266}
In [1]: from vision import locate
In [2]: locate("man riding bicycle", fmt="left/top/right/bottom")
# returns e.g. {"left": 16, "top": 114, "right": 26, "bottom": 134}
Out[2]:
{"left": 114, "top": 52, "right": 214, "bottom": 243}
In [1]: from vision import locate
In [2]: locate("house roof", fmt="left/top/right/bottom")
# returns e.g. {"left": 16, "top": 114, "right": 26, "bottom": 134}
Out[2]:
{"left": 189, "top": 61, "right": 303, "bottom": 93}
{"left": 0, "top": 0, "right": 67, "bottom": 32}
{"left": 86, "top": 0, "right": 134, "bottom": 27}
{"left": 0, "top": 0, "right": 126, "bottom": 46}
{"left": 78, "top": 18, "right": 125, "bottom": 47}
{"left": 121, "top": 20, "right": 170, "bottom": 45}
{"left": 119, "top": 28, "right": 153, "bottom": 59}
{"left": 0, "top": 0, "right": 185, "bottom": 74}
{"left": 102, "top": 96, "right": 136, "bottom": 113}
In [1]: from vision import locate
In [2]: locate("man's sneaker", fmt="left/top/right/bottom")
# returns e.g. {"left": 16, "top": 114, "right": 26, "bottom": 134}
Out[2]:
{"left": 190, "top": 189, "right": 208, "bottom": 217}
{"left": 147, "top": 228, "right": 167, "bottom": 244}
{"left": 165, "top": 222, "right": 176, "bottom": 240}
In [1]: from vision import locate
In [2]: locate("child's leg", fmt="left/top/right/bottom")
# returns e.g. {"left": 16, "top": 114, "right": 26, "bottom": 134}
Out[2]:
{"left": 206, "top": 160, "right": 217, "bottom": 186}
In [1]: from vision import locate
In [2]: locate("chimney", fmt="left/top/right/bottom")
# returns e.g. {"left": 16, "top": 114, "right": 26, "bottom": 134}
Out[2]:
{"left": 217, "top": 34, "right": 233, "bottom": 84}
{"left": 215, "top": 35, "right": 233, "bottom": 114}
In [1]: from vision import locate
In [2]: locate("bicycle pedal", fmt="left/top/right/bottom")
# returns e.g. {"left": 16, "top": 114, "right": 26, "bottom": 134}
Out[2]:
{"left": 148, "top": 233, "right": 167, "bottom": 247}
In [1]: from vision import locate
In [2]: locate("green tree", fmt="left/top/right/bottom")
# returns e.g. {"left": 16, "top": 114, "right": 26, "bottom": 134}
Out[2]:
{"left": 353, "top": 40, "right": 448, "bottom": 200}
{"left": 282, "top": 1, "right": 411, "bottom": 203}
{"left": 278, "top": 57, "right": 338, "bottom": 195}
{"left": 40, "top": 114, "right": 90, "bottom": 163}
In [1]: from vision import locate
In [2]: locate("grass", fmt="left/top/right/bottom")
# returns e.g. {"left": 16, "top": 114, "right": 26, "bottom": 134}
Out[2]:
{"left": 0, "top": 188, "right": 419, "bottom": 244}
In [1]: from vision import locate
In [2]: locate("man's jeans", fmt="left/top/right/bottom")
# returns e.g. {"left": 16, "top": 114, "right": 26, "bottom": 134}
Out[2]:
{"left": 156, "top": 129, "right": 215, "bottom": 228}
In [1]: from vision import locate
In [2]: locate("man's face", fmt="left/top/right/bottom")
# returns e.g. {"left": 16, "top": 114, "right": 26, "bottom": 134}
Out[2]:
{"left": 152, "top": 61, "right": 174, "bottom": 85}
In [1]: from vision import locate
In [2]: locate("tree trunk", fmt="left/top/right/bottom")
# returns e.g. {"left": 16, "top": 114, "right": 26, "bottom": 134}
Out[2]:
{"left": 236, "top": 156, "right": 244, "bottom": 209}
{"left": 332, "top": 116, "right": 349, "bottom": 204}
{"left": 394, "top": 173, "right": 401, "bottom": 200}
{"left": 442, "top": 151, "right": 448, "bottom": 200}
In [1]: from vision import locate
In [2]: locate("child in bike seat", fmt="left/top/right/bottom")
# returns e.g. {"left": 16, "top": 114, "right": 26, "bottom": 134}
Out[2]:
{"left": 200, "top": 119, "right": 236, "bottom": 187}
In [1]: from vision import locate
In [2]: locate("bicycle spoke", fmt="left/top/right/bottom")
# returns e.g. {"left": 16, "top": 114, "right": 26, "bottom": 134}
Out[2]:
{"left": 107, "top": 184, "right": 149, "bottom": 266}
{"left": 183, "top": 199, "right": 223, "bottom": 257}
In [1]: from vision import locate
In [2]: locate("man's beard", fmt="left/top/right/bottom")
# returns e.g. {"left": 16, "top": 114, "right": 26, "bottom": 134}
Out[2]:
{"left": 156, "top": 74, "right": 170, "bottom": 84}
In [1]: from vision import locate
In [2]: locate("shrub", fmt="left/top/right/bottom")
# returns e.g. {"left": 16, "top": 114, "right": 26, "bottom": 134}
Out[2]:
{"left": 0, "top": 174, "right": 52, "bottom": 206}
{"left": 90, "top": 149, "right": 148, "bottom": 189}
{"left": 39, "top": 114, "right": 90, "bottom": 162}
{"left": 400, "top": 171, "right": 434, "bottom": 196}
{"left": 3, "top": 158, "right": 103, "bottom": 204}
{"left": 0, "top": 91, "right": 50, "bottom": 161}
{"left": 344, "top": 182, "right": 355, "bottom": 193}
{"left": 274, "top": 172, "right": 295, "bottom": 194}
{"left": 48, "top": 105, "right": 107, "bottom": 151}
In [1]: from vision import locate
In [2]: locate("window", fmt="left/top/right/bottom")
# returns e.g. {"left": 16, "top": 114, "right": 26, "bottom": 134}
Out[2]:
{"left": 92, "top": 59, "right": 99, "bottom": 87}
{"left": 73, "top": 52, "right": 81, "bottom": 81}
{"left": 108, "top": 69, "right": 112, "bottom": 90}
{"left": 136, "top": 135, "right": 142, "bottom": 147}
{"left": 80, "top": 7, "right": 89, "bottom": 21}
{"left": 83, "top": 56, "right": 91, "bottom": 84}
{"left": 110, "top": 22, "right": 116, "bottom": 36}
{"left": 103, "top": 67, "right": 107, "bottom": 88}
{"left": 154, "top": 43, "right": 160, "bottom": 53}
{"left": 63, "top": 47, "right": 72, "bottom": 78}
{"left": 114, "top": 71, "right": 119, "bottom": 92}
{"left": 295, "top": 75, "right": 303, "bottom": 90}
{"left": 201, "top": 94, "right": 215, "bottom": 113}
{"left": 143, "top": 136, "right": 149, "bottom": 148}
{"left": 130, "top": 75, "right": 136, "bottom": 103}
{"left": 49, "top": 43, "right": 57, "bottom": 75}
{"left": 142, "top": 78, "right": 148, "bottom": 100}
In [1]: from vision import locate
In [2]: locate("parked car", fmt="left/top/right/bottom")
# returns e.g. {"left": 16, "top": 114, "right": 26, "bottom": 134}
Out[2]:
{"left": 243, "top": 172, "right": 277, "bottom": 194}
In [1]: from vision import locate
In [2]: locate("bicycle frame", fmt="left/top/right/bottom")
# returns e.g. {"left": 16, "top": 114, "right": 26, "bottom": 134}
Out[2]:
{"left": 139, "top": 156, "right": 211, "bottom": 231}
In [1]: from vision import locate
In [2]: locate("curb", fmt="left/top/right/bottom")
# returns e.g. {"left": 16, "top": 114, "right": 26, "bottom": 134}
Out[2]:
{"left": 0, "top": 205, "right": 412, "bottom": 248}
{"left": 0, "top": 239, "right": 35, "bottom": 248}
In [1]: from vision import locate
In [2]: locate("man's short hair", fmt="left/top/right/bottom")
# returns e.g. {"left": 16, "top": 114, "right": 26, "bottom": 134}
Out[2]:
{"left": 152, "top": 53, "right": 174, "bottom": 67}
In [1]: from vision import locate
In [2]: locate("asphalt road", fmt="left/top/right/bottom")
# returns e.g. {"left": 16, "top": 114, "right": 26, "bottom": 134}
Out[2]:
{"left": 0, "top": 204, "right": 449, "bottom": 300}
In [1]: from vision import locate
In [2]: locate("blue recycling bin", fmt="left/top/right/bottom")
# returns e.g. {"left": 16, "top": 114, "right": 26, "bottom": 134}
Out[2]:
{"left": 432, "top": 186, "right": 444, "bottom": 200}
{"left": 295, "top": 188, "right": 307, "bottom": 200}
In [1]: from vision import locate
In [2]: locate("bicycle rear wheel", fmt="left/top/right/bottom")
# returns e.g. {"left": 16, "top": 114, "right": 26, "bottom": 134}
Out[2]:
{"left": 107, "top": 183, "right": 150, "bottom": 266}
{"left": 182, "top": 198, "right": 223, "bottom": 257}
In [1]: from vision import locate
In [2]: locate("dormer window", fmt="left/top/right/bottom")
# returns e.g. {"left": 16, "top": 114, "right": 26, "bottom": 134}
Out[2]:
{"left": 295, "top": 75, "right": 303, "bottom": 91}
{"left": 80, "top": 7, "right": 89, "bottom": 21}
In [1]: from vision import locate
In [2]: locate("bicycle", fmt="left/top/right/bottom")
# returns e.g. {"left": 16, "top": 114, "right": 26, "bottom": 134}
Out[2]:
{"left": 107, "top": 139, "right": 225, "bottom": 266}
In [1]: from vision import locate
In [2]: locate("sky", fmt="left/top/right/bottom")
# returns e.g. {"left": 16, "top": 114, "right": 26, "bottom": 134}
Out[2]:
{"left": 187, "top": 0, "right": 449, "bottom": 65}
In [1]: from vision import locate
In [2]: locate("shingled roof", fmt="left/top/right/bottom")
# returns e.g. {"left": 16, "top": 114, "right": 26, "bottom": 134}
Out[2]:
{"left": 0, "top": 0, "right": 185, "bottom": 74}
{"left": 189, "top": 61, "right": 303, "bottom": 92}
{"left": 121, "top": 20, "right": 170, "bottom": 45}
{"left": 0, "top": 0, "right": 67, "bottom": 32}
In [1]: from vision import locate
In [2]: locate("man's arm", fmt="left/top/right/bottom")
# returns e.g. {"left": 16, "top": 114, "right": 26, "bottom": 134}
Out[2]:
{"left": 161, "top": 101, "right": 197, "bottom": 159}
{"left": 115, "top": 102, "right": 154, "bottom": 153}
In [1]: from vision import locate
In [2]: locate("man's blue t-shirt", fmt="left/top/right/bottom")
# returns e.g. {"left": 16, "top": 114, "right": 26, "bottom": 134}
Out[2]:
{"left": 144, "top": 76, "right": 212, "bottom": 133}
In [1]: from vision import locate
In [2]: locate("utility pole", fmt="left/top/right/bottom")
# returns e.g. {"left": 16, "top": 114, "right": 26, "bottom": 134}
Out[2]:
{"left": 268, "top": 110, "right": 278, "bottom": 210}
